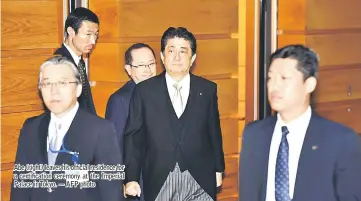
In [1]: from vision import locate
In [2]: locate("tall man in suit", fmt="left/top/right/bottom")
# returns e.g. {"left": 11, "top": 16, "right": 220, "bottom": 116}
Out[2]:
{"left": 105, "top": 43, "right": 157, "bottom": 201}
{"left": 54, "top": 7, "right": 99, "bottom": 115}
{"left": 124, "top": 27, "right": 225, "bottom": 201}
{"left": 10, "top": 56, "right": 122, "bottom": 201}
{"left": 239, "top": 44, "right": 361, "bottom": 201}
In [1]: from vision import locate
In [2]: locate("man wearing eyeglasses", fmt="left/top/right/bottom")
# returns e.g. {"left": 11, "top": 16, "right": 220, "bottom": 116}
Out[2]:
{"left": 105, "top": 43, "right": 156, "bottom": 201}
{"left": 10, "top": 56, "right": 122, "bottom": 201}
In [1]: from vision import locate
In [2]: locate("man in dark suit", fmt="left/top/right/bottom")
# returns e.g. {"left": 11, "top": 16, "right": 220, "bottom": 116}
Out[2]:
{"left": 54, "top": 7, "right": 99, "bottom": 115}
{"left": 239, "top": 44, "right": 361, "bottom": 201}
{"left": 105, "top": 43, "right": 157, "bottom": 201}
{"left": 105, "top": 43, "right": 157, "bottom": 151}
{"left": 10, "top": 56, "right": 122, "bottom": 201}
{"left": 124, "top": 27, "right": 225, "bottom": 201}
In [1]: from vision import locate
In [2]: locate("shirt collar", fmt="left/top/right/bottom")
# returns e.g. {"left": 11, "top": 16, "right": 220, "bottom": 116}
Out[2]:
{"left": 63, "top": 43, "right": 81, "bottom": 66}
{"left": 165, "top": 72, "right": 190, "bottom": 89}
{"left": 277, "top": 106, "right": 312, "bottom": 133}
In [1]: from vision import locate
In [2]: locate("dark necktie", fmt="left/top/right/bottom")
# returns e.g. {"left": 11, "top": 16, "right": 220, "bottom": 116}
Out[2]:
{"left": 275, "top": 126, "right": 291, "bottom": 201}
{"left": 78, "top": 58, "right": 91, "bottom": 109}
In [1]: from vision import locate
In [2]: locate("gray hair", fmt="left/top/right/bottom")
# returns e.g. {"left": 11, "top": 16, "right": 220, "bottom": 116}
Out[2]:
{"left": 38, "top": 56, "right": 82, "bottom": 89}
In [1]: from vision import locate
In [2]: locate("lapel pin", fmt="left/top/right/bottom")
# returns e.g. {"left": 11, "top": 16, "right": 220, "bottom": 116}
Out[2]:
{"left": 199, "top": 92, "right": 202, "bottom": 96}
{"left": 312, "top": 145, "right": 318, "bottom": 150}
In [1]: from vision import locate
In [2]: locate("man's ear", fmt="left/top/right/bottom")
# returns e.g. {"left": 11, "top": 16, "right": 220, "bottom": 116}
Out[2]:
{"left": 67, "top": 27, "right": 76, "bottom": 37}
{"left": 160, "top": 52, "right": 164, "bottom": 64}
{"left": 305, "top": 77, "right": 317, "bottom": 94}
{"left": 76, "top": 83, "right": 82, "bottom": 97}
{"left": 190, "top": 54, "right": 197, "bottom": 66}
{"left": 125, "top": 65, "right": 132, "bottom": 76}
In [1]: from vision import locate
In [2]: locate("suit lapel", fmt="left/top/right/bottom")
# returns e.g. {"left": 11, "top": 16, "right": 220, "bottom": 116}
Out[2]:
{"left": 39, "top": 112, "right": 51, "bottom": 164}
{"left": 292, "top": 112, "right": 323, "bottom": 201}
{"left": 158, "top": 72, "right": 178, "bottom": 142}
{"left": 55, "top": 109, "right": 83, "bottom": 165}
{"left": 260, "top": 116, "right": 277, "bottom": 201}
{"left": 159, "top": 71, "right": 174, "bottom": 115}
{"left": 182, "top": 73, "right": 198, "bottom": 118}
{"left": 55, "top": 44, "right": 77, "bottom": 66}
{"left": 123, "top": 80, "right": 136, "bottom": 116}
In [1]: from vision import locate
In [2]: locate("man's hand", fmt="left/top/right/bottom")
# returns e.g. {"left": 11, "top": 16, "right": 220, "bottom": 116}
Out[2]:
{"left": 89, "top": 80, "right": 96, "bottom": 87}
{"left": 125, "top": 181, "right": 141, "bottom": 197}
{"left": 216, "top": 172, "right": 223, "bottom": 187}
{"left": 123, "top": 184, "right": 127, "bottom": 198}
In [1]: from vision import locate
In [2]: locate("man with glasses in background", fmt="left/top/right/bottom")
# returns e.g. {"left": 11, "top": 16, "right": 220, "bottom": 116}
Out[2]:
{"left": 105, "top": 43, "right": 157, "bottom": 201}
{"left": 11, "top": 56, "right": 122, "bottom": 201}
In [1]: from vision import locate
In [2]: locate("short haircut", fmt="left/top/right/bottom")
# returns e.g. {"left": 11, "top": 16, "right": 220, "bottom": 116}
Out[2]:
{"left": 64, "top": 7, "right": 99, "bottom": 37}
{"left": 38, "top": 56, "right": 81, "bottom": 89}
{"left": 160, "top": 27, "right": 197, "bottom": 55}
{"left": 125, "top": 43, "right": 156, "bottom": 65}
{"left": 270, "top": 44, "right": 319, "bottom": 80}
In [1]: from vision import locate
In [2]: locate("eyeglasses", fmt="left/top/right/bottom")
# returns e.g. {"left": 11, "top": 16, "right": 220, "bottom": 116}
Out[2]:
{"left": 39, "top": 81, "right": 78, "bottom": 88}
{"left": 130, "top": 62, "right": 156, "bottom": 69}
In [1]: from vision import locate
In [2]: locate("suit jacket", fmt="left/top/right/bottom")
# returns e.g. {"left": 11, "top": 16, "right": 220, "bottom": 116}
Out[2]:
{"left": 10, "top": 109, "right": 123, "bottom": 201}
{"left": 105, "top": 80, "right": 144, "bottom": 201}
{"left": 105, "top": 80, "right": 135, "bottom": 148}
{"left": 124, "top": 71, "right": 225, "bottom": 201}
{"left": 239, "top": 112, "right": 361, "bottom": 201}
{"left": 54, "top": 44, "right": 97, "bottom": 115}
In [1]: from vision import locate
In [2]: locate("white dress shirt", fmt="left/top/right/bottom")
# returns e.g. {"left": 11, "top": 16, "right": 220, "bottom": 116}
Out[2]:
{"left": 63, "top": 43, "right": 88, "bottom": 75}
{"left": 265, "top": 106, "right": 312, "bottom": 201}
{"left": 47, "top": 102, "right": 79, "bottom": 152}
{"left": 165, "top": 73, "right": 190, "bottom": 117}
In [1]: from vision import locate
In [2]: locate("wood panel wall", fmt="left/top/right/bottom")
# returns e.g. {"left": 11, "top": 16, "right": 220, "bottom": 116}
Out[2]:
{"left": 88, "top": 0, "right": 253, "bottom": 200}
{"left": 278, "top": 0, "right": 361, "bottom": 134}
{"left": 1, "top": 0, "right": 64, "bottom": 200}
